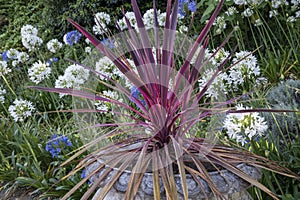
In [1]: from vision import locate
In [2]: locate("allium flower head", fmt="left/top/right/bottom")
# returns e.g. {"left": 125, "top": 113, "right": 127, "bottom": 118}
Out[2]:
{"left": 63, "top": 30, "right": 82, "bottom": 45}
{"left": 0, "top": 61, "right": 11, "bottom": 76}
{"left": 47, "top": 39, "right": 63, "bottom": 53}
{"left": 45, "top": 134, "right": 72, "bottom": 158}
{"left": 28, "top": 61, "right": 51, "bottom": 84}
{"left": 223, "top": 104, "right": 268, "bottom": 146}
{"left": 8, "top": 99, "right": 35, "bottom": 122}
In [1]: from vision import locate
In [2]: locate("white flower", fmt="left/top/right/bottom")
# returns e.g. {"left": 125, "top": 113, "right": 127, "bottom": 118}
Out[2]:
{"left": 0, "top": 61, "right": 11, "bottom": 76}
{"left": 223, "top": 104, "right": 268, "bottom": 146}
{"left": 47, "top": 39, "right": 63, "bottom": 53}
{"left": 85, "top": 46, "right": 92, "bottom": 53}
{"left": 28, "top": 61, "right": 51, "bottom": 84}
{"left": 94, "top": 100, "right": 109, "bottom": 112}
{"left": 210, "top": 48, "right": 230, "bottom": 66}
{"left": 269, "top": 10, "right": 278, "bottom": 18}
{"left": 143, "top": 9, "right": 160, "bottom": 29}
{"left": 254, "top": 19, "right": 263, "bottom": 26}
{"left": 6, "top": 48, "right": 20, "bottom": 59}
{"left": 21, "top": 25, "right": 43, "bottom": 51}
{"left": 117, "top": 12, "right": 137, "bottom": 31}
{"left": 198, "top": 69, "right": 227, "bottom": 99}
{"left": 95, "top": 56, "right": 115, "bottom": 80}
{"left": 9, "top": 99, "right": 35, "bottom": 122}
{"left": 17, "top": 52, "right": 29, "bottom": 63}
{"left": 0, "top": 87, "right": 6, "bottom": 103}
{"left": 242, "top": 8, "right": 254, "bottom": 17}
{"left": 213, "top": 16, "right": 227, "bottom": 31}
{"left": 93, "top": 12, "right": 111, "bottom": 35}
{"left": 234, "top": 0, "right": 247, "bottom": 5}
{"left": 21, "top": 25, "right": 38, "bottom": 36}
{"left": 178, "top": 25, "right": 188, "bottom": 33}
{"left": 291, "top": 0, "right": 300, "bottom": 6}
{"left": 225, "top": 51, "right": 260, "bottom": 89}
{"left": 55, "top": 64, "right": 89, "bottom": 97}
{"left": 225, "top": 7, "right": 238, "bottom": 16}
{"left": 287, "top": 16, "right": 296, "bottom": 22}
{"left": 95, "top": 90, "right": 121, "bottom": 113}
{"left": 158, "top": 12, "right": 167, "bottom": 26}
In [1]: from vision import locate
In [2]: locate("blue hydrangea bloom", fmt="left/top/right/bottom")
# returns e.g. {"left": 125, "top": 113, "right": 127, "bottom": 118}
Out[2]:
{"left": 1, "top": 51, "right": 9, "bottom": 62}
{"left": 45, "top": 134, "right": 72, "bottom": 158}
{"left": 63, "top": 30, "right": 82, "bottom": 45}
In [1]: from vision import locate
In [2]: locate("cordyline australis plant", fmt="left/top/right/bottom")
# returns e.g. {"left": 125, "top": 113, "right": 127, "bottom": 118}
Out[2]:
{"left": 32, "top": 0, "right": 299, "bottom": 199}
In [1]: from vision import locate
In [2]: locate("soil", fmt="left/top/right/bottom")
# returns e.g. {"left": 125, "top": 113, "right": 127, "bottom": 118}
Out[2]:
{"left": 0, "top": 183, "right": 41, "bottom": 200}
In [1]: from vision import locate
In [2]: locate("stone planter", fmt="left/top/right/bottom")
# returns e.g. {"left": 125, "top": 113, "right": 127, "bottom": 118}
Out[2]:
{"left": 86, "top": 160, "right": 261, "bottom": 200}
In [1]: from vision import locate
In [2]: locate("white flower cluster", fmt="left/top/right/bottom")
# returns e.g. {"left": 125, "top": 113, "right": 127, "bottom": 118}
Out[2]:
{"left": 95, "top": 56, "right": 135, "bottom": 88}
{"left": 225, "top": 7, "right": 238, "bottom": 16}
{"left": 213, "top": 16, "right": 227, "bottom": 34}
{"left": 0, "top": 61, "right": 11, "bottom": 76}
{"left": 8, "top": 99, "right": 35, "bottom": 122}
{"left": 198, "top": 69, "right": 228, "bottom": 99}
{"left": 117, "top": 12, "right": 137, "bottom": 31}
{"left": 28, "top": 61, "right": 51, "bottom": 84}
{"left": 47, "top": 39, "right": 63, "bottom": 53}
{"left": 6, "top": 48, "right": 29, "bottom": 67}
{"left": 0, "top": 86, "right": 6, "bottom": 103}
{"left": 198, "top": 49, "right": 266, "bottom": 99}
{"left": 117, "top": 9, "right": 167, "bottom": 31}
{"left": 21, "top": 25, "right": 43, "bottom": 51}
{"left": 93, "top": 12, "right": 111, "bottom": 35}
{"left": 95, "top": 56, "right": 116, "bottom": 80}
{"left": 95, "top": 90, "right": 121, "bottom": 113}
{"left": 223, "top": 104, "right": 268, "bottom": 146}
{"left": 55, "top": 64, "right": 89, "bottom": 97}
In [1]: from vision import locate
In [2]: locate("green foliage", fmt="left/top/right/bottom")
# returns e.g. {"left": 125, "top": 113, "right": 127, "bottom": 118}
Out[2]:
{"left": 0, "top": 0, "right": 299, "bottom": 199}
{"left": 262, "top": 79, "right": 300, "bottom": 142}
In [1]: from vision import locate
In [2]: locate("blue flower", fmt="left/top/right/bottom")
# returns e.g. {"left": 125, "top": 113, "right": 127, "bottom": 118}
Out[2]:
{"left": 101, "top": 38, "right": 115, "bottom": 49}
{"left": 178, "top": 0, "right": 197, "bottom": 18}
{"left": 81, "top": 169, "right": 86, "bottom": 179}
{"left": 46, "top": 57, "right": 59, "bottom": 66}
{"left": 1, "top": 51, "right": 9, "bottom": 62}
{"left": 45, "top": 134, "right": 72, "bottom": 158}
{"left": 188, "top": 1, "right": 196, "bottom": 13}
{"left": 63, "top": 30, "right": 82, "bottom": 45}
{"left": 130, "top": 86, "right": 146, "bottom": 109}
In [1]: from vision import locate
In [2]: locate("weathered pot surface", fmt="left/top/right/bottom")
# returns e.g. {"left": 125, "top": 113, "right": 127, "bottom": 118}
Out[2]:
{"left": 86, "top": 158, "right": 261, "bottom": 200}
